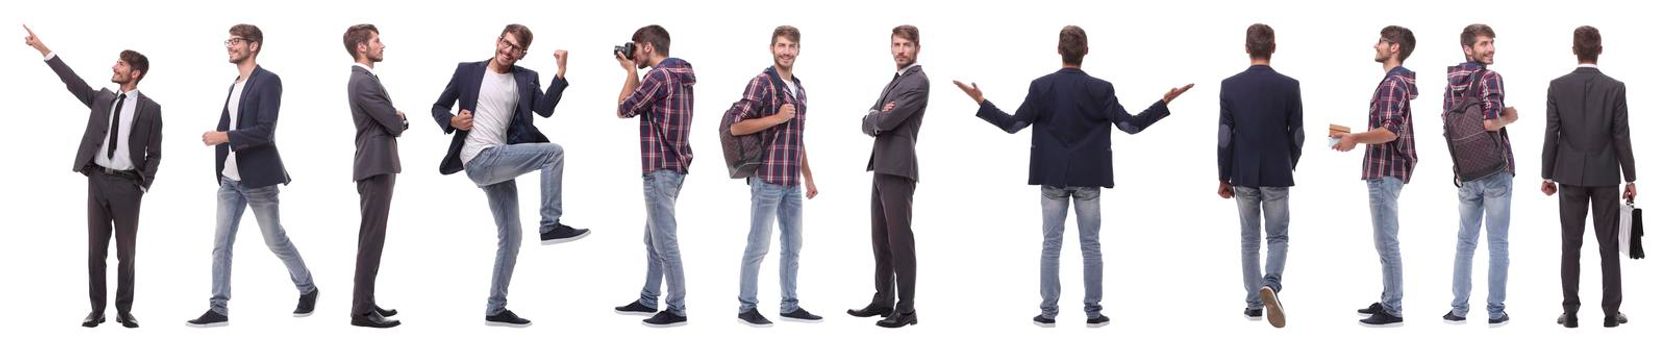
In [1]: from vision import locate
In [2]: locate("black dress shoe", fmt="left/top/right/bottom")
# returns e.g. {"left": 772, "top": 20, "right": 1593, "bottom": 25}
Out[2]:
{"left": 876, "top": 311, "right": 917, "bottom": 328}
{"left": 847, "top": 304, "right": 893, "bottom": 318}
{"left": 117, "top": 312, "right": 139, "bottom": 328}
{"left": 375, "top": 305, "right": 398, "bottom": 317}
{"left": 294, "top": 289, "right": 319, "bottom": 317}
{"left": 1604, "top": 313, "right": 1627, "bottom": 328}
{"left": 81, "top": 312, "right": 105, "bottom": 328}
{"left": 351, "top": 311, "right": 402, "bottom": 328}
{"left": 1557, "top": 313, "right": 1577, "bottom": 328}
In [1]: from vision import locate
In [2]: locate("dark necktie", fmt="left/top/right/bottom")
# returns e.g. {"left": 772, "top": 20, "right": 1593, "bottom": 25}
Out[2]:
{"left": 107, "top": 93, "right": 126, "bottom": 159}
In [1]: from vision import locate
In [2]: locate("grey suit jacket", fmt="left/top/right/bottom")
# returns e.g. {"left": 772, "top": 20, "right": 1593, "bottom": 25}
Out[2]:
{"left": 1543, "top": 67, "right": 1635, "bottom": 187}
{"left": 349, "top": 65, "right": 406, "bottom": 181}
{"left": 47, "top": 55, "right": 164, "bottom": 190}
{"left": 862, "top": 64, "right": 930, "bottom": 181}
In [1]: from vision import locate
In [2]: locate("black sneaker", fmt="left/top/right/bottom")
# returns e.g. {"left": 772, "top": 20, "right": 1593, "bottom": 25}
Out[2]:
{"left": 1244, "top": 308, "right": 1263, "bottom": 320}
{"left": 614, "top": 301, "right": 656, "bottom": 316}
{"left": 1033, "top": 315, "right": 1056, "bottom": 328}
{"left": 1086, "top": 315, "right": 1110, "bottom": 328}
{"left": 540, "top": 223, "right": 591, "bottom": 245}
{"left": 1357, "top": 302, "right": 1385, "bottom": 316}
{"left": 643, "top": 311, "right": 688, "bottom": 328}
{"left": 1488, "top": 312, "right": 1509, "bottom": 326}
{"left": 1359, "top": 312, "right": 1403, "bottom": 327}
{"left": 485, "top": 309, "right": 532, "bottom": 327}
{"left": 185, "top": 310, "right": 229, "bottom": 328}
{"left": 1260, "top": 286, "right": 1286, "bottom": 329}
{"left": 1557, "top": 313, "right": 1577, "bottom": 328}
{"left": 738, "top": 309, "right": 772, "bottom": 327}
{"left": 1442, "top": 311, "right": 1467, "bottom": 324}
{"left": 780, "top": 308, "right": 823, "bottom": 323}
{"left": 293, "top": 288, "right": 319, "bottom": 317}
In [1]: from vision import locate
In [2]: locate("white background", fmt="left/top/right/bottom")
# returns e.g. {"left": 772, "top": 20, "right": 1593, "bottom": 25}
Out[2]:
{"left": 1, "top": 0, "right": 1658, "bottom": 348}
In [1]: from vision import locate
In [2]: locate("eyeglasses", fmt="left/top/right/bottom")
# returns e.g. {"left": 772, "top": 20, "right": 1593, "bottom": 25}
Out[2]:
{"left": 224, "top": 37, "right": 252, "bottom": 47}
{"left": 498, "top": 37, "right": 526, "bottom": 56}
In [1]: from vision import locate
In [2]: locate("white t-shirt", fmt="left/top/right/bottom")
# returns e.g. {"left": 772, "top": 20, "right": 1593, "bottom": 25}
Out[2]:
{"left": 221, "top": 80, "right": 248, "bottom": 181}
{"left": 461, "top": 70, "right": 518, "bottom": 166}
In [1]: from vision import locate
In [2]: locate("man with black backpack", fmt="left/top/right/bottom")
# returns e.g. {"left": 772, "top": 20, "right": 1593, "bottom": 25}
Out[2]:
{"left": 722, "top": 25, "right": 823, "bottom": 327}
{"left": 1440, "top": 24, "right": 1519, "bottom": 327}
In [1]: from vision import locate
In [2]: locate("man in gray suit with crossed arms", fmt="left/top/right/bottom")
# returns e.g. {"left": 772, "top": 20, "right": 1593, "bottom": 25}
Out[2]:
{"left": 343, "top": 23, "right": 405, "bottom": 329}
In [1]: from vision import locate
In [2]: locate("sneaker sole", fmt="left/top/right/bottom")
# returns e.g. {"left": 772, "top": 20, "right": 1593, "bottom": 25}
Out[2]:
{"left": 1087, "top": 321, "right": 1109, "bottom": 328}
{"left": 1261, "top": 287, "right": 1285, "bottom": 328}
{"left": 541, "top": 230, "right": 592, "bottom": 245}
{"left": 614, "top": 309, "right": 656, "bottom": 316}
{"left": 1033, "top": 321, "right": 1056, "bottom": 328}
{"left": 779, "top": 316, "right": 824, "bottom": 323}
{"left": 1443, "top": 319, "right": 1467, "bottom": 325}
{"left": 737, "top": 318, "right": 773, "bottom": 328}
{"left": 1244, "top": 314, "right": 1263, "bottom": 321}
{"left": 293, "top": 312, "right": 313, "bottom": 318}
{"left": 185, "top": 321, "right": 228, "bottom": 328}
{"left": 1359, "top": 321, "right": 1405, "bottom": 328}
{"left": 643, "top": 320, "right": 688, "bottom": 328}
{"left": 484, "top": 320, "right": 532, "bottom": 328}
{"left": 1488, "top": 320, "right": 1509, "bottom": 327}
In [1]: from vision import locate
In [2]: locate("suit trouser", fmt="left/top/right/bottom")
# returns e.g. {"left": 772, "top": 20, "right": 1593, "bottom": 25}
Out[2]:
{"left": 88, "top": 170, "right": 143, "bottom": 315}
{"left": 868, "top": 173, "right": 917, "bottom": 313}
{"left": 1558, "top": 184, "right": 1623, "bottom": 317}
{"left": 352, "top": 174, "right": 395, "bottom": 315}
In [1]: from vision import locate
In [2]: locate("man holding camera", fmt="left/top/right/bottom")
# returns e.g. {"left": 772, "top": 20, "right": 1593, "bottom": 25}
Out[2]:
{"left": 430, "top": 23, "right": 588, "bottom": 328}
{"left": 612, "top": 24, "right": 698, "bottom": 328}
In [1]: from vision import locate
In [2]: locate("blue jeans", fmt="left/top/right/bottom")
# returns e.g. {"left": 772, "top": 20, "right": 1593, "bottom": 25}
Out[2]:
{"left": 1450, "top": 171, "right": 1512, "bottom": 319}
{"left": 1366, "top": 177, "right": 1405, "bottom": 317}
{"left": 737, "top": 177, "right": 804, "bottom": 314}
{"left": 465, "top": 143, "right": 569, "bottom": 315}
{"left": 1039, "top": 185, "right": 1103, "bottom": 319}
{"left": 209, "top": 176, "right": 315, "bottom": 315}
{"left": 1235, "top": 186, "right": 1289, "bottom": 309}
{"left": 637, "top": 170, "right": 687, "bottom": 316}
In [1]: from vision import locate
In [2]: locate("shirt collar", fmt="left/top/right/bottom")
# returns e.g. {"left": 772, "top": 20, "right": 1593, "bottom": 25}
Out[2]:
{"left": 1578, "top": 63, "right": 1600, "bottom": 69}
{"left": 354, "top": 63, "right": 377, "bottom": 76}
{"left": 897, "top": 63, "right": 920, "bottom": 76}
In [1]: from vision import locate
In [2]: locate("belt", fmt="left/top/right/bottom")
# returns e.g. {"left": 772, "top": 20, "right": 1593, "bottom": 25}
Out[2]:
{"left": 93, "top": 165, "right": 142, "bottom": 180}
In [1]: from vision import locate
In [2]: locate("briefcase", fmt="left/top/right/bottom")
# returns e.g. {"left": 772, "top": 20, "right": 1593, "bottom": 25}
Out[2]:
{"left": 1619, "top": 200, "right": 1645, "bottom": 259}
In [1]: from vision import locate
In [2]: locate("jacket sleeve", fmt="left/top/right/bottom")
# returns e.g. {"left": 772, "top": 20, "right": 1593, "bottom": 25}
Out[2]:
{"left": 431, "top": 63, "right": 466, "bottom": 134}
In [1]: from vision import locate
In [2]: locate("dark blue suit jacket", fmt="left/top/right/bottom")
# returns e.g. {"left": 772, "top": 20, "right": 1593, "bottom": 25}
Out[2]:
{"left": 215, "top": 66, "right": 290, "bottom": 188}
{"left": 974, "top": 68, "right": 1170, "bottom": 189}
{"left": 1217, "top": 65, "right": 1304, "bottom": 188}
{"left": 430, "top": 60, "right": 568, "bottom": 175}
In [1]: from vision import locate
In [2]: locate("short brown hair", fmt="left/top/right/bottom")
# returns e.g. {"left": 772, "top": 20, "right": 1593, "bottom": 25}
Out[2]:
{"left": 1058, "top": 25, "right": 1087, "bottom": 65}
{"left": 1246, "top": 23, "right": 1275, "bottom": 60}
{"left": 772, "top": 25, "right": 800, "bottom": 45}
{"left": 1574, "top": 25, "right": 1602, "bottom": 63}
{"left": 343, "top": 24, "right": 379, "bottom": 60}
{"left": 501, "top": 24, "right": 533, "bottom": 51}
{"left": 633, "top": 25, "right": 671, "bottom": 55}
{"left": 1460, "top": 23, "right": 1495, "bottom": 47}
{"left": 892, "top": 25, "right": 919, "bottom": 46}
{"left": 230, "top": 24, "right": 264, "bottom": 54}
{"left": 1380, "top": 25, "right": 1416, "bottom": 62}
{"left": 120, "top": 50, "right": 150, "bottom": 83}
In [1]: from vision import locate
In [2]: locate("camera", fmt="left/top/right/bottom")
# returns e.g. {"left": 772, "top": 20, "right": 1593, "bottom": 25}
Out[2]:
{"left": 613, "top": 42, "right": 637, "bottom": 59}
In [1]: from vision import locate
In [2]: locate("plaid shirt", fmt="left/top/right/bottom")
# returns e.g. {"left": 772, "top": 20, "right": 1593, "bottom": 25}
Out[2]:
{"left": 1362, "top": 66, "right": 1419, "bottom": 183}
{"left": 619, "top": 58, "right": 697, "bottom": 175}
{"left": 1443, "top": 62, "right": 1515, "bottom": 175}
{"left": 729, "top": 69, "right": 807, "bottom": 186}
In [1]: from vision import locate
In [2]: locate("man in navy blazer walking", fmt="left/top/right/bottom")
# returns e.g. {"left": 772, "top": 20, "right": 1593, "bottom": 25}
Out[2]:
{"left": 188, "top": 24, "right": 318, "bottom": 328}
{"left": 952, "top": 25, "right": 1192, "bottom": 328}
{"left": 1216, "top": 23, "right": 1303, "bottom": 329}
